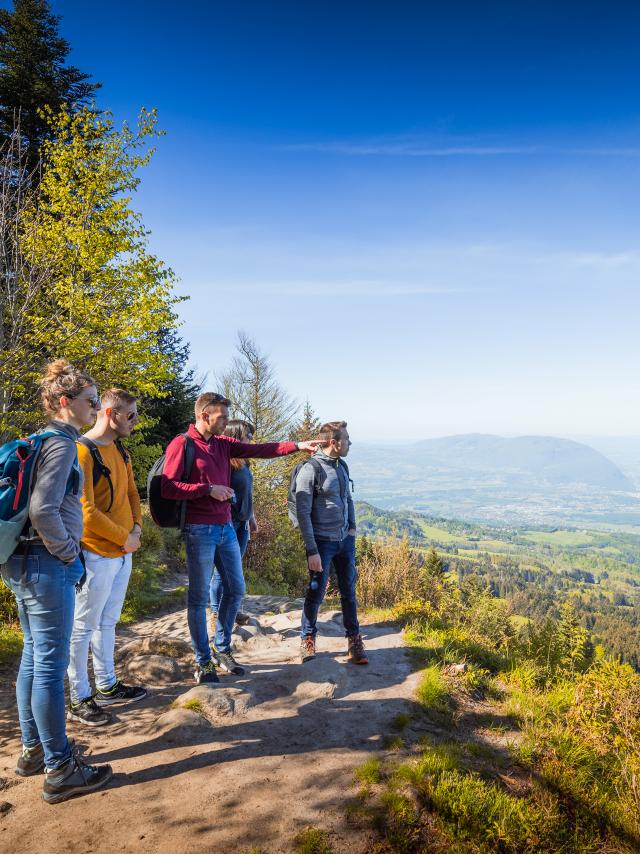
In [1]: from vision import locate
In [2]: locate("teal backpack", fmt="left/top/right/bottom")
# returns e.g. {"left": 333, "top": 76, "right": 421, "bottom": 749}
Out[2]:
{"left": 0, "top": 429, "right": 79, "bottom": 565}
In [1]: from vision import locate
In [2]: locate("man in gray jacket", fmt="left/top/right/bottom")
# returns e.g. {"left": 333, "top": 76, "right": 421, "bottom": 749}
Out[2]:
{"left": 295, "top": 421, "right": 368, "bottom": 665}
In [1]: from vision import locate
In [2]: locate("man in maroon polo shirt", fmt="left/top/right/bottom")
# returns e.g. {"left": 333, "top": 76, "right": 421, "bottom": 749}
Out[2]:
{"left": 161, "top": 392, "right": 318, "bottom": 683}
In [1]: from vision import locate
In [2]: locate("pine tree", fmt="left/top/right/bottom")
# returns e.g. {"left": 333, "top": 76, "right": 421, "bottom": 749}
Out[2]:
{"left": 289, "top": 400, "right": 321, "bottom": 441}
{"left": 0, "top": 0, "right": 99, "bottom": 173}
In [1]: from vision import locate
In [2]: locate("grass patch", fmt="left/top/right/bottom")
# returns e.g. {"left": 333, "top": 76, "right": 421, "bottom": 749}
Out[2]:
{"left": 391, "top": 712, "right": 411, "bottom": 732}
{"left": 355, "top": 757, "right": 382, "bottom": 785}
{"left": 0, "top": 624, "right": 22, "bottom": 665}
{"left": 181, "top": 699, "right": 203, "bottom": 713}
{"left": 293, "top": 827, "right": 332, "bottom": 854}
{"left": 382, "top": 735, "right": 405, "bottom": 750}
{"left": 416, "top": 665, "right": 453, "bottom": 718}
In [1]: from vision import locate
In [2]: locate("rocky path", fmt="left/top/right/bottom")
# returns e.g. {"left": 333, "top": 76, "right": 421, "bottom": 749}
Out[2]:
{"left": 0, "top": 597, "right": 420, "bottom": 853}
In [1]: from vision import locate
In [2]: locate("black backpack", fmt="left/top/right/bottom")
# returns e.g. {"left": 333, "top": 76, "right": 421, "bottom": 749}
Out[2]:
{"left": 147, "top": 434, "right": 196, "bottom": 529}
{"left": 287, "top": 456, "right": 353, "bottom": 527}
{"left": 77, "top": 437, "right": 130, "bottom": 513}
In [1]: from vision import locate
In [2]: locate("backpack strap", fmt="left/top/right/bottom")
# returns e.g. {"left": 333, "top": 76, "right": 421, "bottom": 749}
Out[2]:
{"left": 77, "top": 437, "right": 115, "bottom": 513}
{"left": 114, "top": 438, "right": 130, "bottom": 466}
{"left": 338, "top": 458, "right": 355, "bottom": 494}
{"left": 302, "top": 456, "right": 325, "bottom": 495}
{"left": 178, "top": 433, "right": 196, "bottom": 531}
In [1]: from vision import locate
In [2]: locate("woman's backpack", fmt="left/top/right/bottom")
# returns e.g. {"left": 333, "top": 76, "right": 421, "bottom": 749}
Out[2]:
{"left": 0, "top": 429, "right": 78, "bottom": 563}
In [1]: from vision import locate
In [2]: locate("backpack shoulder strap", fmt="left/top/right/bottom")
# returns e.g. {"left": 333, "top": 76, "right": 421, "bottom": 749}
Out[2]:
{"left": 181, "top": 433, "right": 196, "bottom": 479}
{"left": 178, "top": 433, "right": 197, "bottom": 530}
{"left": 115, "top": 438, "right": 130, "bottom": 466}
{"left": 77, "top": 436, "right": 115, "bottom": 511}
{"left": 338, "top": 458, "right": 354, "bottom": 493}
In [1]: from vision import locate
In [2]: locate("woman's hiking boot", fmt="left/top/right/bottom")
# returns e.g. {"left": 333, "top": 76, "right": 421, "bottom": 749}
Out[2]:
{"left": 42, "top": 755, "right": 112, "bottom": 804}
{"left": 15, "top": 742, "right": 45, "bottom": 777}
{"left": 194, "top": 660, "right": 220, "bottom": 684}
{"left": 95, "top": 680, "right": 147, "bottom": 706}
{"left": 300, "top": 635, "right": 316, "bottom": 663}
{"left": 212, "top": 647, "right": 246, "bottom": 675}
{"left": 67, "top": 697, "right": 112, "bottom": 727}
{"left": 347, "top": 634, "right": 369, "bottom": 665}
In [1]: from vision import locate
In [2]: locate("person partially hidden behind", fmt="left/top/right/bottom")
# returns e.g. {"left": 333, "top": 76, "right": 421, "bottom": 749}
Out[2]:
{"left": 295, "top": 421, "right": 368, "bottom": 665}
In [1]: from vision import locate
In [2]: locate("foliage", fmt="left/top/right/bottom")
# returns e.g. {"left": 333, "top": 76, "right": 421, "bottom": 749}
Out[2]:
{"left": 0, "top": 0, "right": 99, "bottom": 174}
{"left": 0, "top": 105, "right": 182, "bottom": 436}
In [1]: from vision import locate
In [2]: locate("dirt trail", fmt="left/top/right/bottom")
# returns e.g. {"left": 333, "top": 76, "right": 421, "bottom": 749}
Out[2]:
{"left": 0, "top": 596, "right": 420, "bottom": 853}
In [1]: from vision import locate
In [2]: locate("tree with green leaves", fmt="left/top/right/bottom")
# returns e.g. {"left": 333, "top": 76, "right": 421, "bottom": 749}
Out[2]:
{"left": 0, "top": 0, "right": 99, "bottom": 174}
{"left": 0, "top": 105, "right": 181, "bottom": 437}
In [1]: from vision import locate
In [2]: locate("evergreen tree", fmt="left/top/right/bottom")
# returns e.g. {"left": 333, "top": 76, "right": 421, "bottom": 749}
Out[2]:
{"left": 289, "top": 400, "right": 321, "bottom": 442}
{"left": 0, "top": 0, "right": 99, "bottom": 174}
{"left": 141, "top": 328, "right": 201, "bottom": 447}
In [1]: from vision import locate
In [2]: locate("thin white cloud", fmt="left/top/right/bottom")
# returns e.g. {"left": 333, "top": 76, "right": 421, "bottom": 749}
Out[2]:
{"left": 279, "top": 141, "right": 538, "bottom": 157}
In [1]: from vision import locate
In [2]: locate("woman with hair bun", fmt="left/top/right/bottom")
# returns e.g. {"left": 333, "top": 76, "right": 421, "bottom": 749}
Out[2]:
{"left": 1, "top": 359, "right": 112, "bottom": 803}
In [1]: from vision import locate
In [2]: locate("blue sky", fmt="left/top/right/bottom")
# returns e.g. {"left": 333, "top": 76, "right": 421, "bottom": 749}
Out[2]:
{"left": 35, "top": 1, "right": 640, "bottom": 438}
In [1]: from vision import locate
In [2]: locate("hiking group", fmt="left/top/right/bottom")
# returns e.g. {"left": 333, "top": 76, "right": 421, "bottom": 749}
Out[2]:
{"left": 0, "top": 359, "right": 368, "bottom": 804}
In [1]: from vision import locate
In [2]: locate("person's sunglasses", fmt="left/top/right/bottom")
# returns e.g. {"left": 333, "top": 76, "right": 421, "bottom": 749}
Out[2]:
{"left": 120, "top": 411, "right": 137, "bottom": 422}
{"left": 68, "top": 394, "right": 101, "bottom": 409}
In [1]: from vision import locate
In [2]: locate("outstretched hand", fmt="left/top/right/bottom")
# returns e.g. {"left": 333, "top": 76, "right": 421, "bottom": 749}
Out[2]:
{"left": 297, "top": 440, "right": 322, "bottom": 453}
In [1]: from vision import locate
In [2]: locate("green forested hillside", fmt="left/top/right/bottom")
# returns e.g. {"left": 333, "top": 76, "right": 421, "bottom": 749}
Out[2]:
{"left": 356, "top": 502, "right": 640, "bottom": 669}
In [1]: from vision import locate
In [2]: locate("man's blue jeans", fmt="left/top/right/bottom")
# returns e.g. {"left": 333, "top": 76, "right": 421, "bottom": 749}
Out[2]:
{"left": 210, "top": 520, "right": 249, "bottom": 614}
{"left": 301, "top": 535, "right": 359, "bottom": 638}
{"left": 1, "top": 544, "right": 83, "bottom": 770}
{"left": 183, "top": 522, "right": 245, "bottom": 663}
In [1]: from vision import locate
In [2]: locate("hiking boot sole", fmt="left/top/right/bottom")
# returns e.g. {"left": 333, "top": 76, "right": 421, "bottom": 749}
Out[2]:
{"left": 42, "top": 765, "right": 113, "bottom": 805}
{"left": 348, "top": 657, "right": 369, "bottom": 665}
{"left": 95, "top": 690, "right": 148, "bottom": 707}
{"left": 66, "top": 710, "right": 112, "bottom": 727}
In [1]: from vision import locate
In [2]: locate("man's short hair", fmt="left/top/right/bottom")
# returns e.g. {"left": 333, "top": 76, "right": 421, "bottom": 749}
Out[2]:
{"left": 195, "top": 392, "right": 231, "bottom": 417}
{"left": 319, "top": 420, "right": 347, "bottom": 442}
{"left": 102, "top": 388, "right": 136, "bottom": 410}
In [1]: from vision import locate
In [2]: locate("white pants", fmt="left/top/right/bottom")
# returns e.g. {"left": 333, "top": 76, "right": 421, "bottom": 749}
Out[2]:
{"left": 67, "top": 551, "right": 132, "bottom": 702}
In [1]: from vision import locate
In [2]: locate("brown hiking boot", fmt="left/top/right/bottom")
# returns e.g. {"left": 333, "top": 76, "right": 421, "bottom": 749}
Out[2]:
{"left": 300, "top": 635, "right": 316, "bottom": 663}
{"left": 347, "top": 634, "right": 369, "bottom": 665}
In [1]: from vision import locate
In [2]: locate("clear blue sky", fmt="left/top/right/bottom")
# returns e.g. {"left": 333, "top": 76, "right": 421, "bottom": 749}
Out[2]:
{"left": 38, "top": 1, "right": 640, "bottom": 438}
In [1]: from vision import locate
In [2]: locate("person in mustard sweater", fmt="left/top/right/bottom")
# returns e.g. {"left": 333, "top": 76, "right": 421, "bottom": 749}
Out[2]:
{"left": 67, "top": 388, "right": 146, "bottom": 726}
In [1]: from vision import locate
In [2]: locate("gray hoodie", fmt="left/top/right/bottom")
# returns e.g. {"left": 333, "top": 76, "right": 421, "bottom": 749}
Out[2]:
{"left": 29, "top": 421, "right": 84, "bottom": 563}
{"left": 294, "top": 449, "right": 356, "bottom": 555}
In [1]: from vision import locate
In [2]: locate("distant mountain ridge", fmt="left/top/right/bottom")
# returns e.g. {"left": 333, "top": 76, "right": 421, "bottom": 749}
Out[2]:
{"left": 410, "top": 434, "right": 633, "bottom": 491}
{"left": 347, "top": 433, "right": 639, "bottom": 527}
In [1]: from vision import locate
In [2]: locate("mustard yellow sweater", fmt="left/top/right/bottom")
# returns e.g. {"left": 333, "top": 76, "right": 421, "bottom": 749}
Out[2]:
{"left": 77, "top": 441, "right": 142, "bottom": 557}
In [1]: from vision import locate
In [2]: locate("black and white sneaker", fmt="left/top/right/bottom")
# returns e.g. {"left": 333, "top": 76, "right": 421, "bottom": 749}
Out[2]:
{"left": 42, "top": 755, "right": 112, "bottom": 804}
{"left": 67, "top": 697, "right": 112, "bottom": 727}
{"left": 212, "top": 647, "right": 245, "bottom": 675}
{"left": 95, "top": 680, "right": 147, "bottom": 706}
{"left": 194, "top": 661, "right": 220, "bottom": 684}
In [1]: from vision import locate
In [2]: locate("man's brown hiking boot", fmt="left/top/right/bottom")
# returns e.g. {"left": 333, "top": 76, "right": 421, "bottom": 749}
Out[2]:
{"left": 347, "top": 634, "right": 369, "bottom": 665}
{"left": 300, "top": 635, "right": 316, "bottom": 663}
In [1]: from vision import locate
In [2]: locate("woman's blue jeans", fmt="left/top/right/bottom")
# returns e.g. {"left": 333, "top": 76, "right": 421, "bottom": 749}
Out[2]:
{"left": 1, "top": 544, "right": 83, "bottom": 770}
{"left": 183, "top": 522, "right": 245, "bottom": 662}
{"left": 210, "top": 520, "right": 249, "bottom": 613}
{"left": 301, "top": 534, "right": 359, "bottom": 638}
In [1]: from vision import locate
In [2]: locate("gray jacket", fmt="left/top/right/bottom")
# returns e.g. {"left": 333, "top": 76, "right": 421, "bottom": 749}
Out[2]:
{"left": 295, "top": 450, "right": 355, "bottom": 555}
{"left": 30, "top": 421, "right": 84, "bottom": 563}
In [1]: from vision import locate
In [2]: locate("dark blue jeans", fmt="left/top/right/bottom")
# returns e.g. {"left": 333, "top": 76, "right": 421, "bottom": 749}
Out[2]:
{"left": 301, "top": 535, "right": 359, "bottom": 638}
{"left": 183, "top": 522, "right": 245, "bottom": 663}
{"left": 1, "top": 544, "right": 83, "bottom": 770}
{"left": 209, "top": 520, "right": 249, "bottom": 613}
